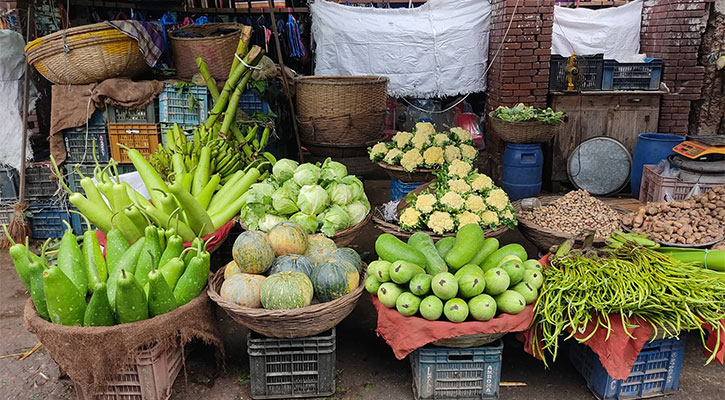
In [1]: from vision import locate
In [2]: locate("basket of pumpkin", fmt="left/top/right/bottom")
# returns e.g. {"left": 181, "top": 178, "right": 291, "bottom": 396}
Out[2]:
{"left": 207, "top": 221, "right": 366, "bottom": 338}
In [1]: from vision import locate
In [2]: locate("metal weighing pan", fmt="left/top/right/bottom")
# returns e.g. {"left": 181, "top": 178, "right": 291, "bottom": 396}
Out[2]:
{"left": 567, "top": 136, "right": 631, "bottom": 196}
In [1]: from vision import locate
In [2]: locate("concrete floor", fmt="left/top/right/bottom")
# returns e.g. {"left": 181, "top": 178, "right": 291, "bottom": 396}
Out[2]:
{"left": 1, "top": 180, "right": 724, "bottom": 399}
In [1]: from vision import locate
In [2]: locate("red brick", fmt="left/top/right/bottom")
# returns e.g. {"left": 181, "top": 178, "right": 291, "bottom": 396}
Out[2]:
{"left": 514, "top": 76, "right": 532, "bottom": 83}
{"left": 513, "top": 90, "right": 532, "bottom": 97}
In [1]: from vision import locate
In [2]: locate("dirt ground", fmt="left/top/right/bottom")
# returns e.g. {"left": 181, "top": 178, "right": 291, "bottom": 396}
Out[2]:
{"left": 1, "top": 180, "right": 724, "bottom": 399}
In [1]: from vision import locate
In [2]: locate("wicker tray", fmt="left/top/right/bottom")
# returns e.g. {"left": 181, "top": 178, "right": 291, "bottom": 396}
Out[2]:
{"left": 432, "top": 332, "right": 506, "bottom": 348}
{"left": 302, "top": 134, "right": 384, "bottom": 158}
{"left": 240, "top": 212, "right": 372, "bottom": 248}
{"left": 487, "top": 112, "right": 562, "bottom": 144}
{"left": 170, "top": 23, "right": 242, "bottom": 80}
{"left": 208, "top": 268, "right": 366, "bottom": 338}
{"left": 376, "top": 162, "right": 438, "bottom": 183}
{"left": 620, "top": 222, "right": 725, "bottom": 249}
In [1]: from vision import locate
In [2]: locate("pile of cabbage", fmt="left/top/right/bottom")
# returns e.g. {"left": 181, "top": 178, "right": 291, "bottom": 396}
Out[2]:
{"left": 240, "top": 158, "right": 371, "bottom": 236}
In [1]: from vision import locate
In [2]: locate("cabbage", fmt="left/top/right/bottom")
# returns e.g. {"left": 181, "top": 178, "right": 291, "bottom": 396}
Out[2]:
{"left": 271, "top": 187, "right": 299, "bottom": 215}
{"left": 326, "top": 182, "right": 353, "bottom": 205}
{"left": 320, "top": 158, "right": 348, "bottom": 183}
{"left": 272, "top": 159, "right": 299, "bottom": 183}
{"left": 240, "top": 203, "right": 268, "bottom": 230}
{"left": 297, "top": 184, "right": 329, "bottom": 215}
{"left": 319, "top": 204, "right": 351, "bottom": 237}
{"left": 289, "top": 212, "right": 319, "bottom": 234}
{"left": 341, "top": 175, "right": 364, "bottom": 200}
{"left": 293, "top": 163, "right": 321, "bottom": 186}
{"left": 346, "top": 201, "right": 369, "bottom": 226}
{"left": 258, "top": 214, "right": 287, "bottom": 232}
{"left": 247, "top": 181, "right": 277, "bottom": 205}
{"left": 282, "top": 179, "right": 301, "bottom": 198}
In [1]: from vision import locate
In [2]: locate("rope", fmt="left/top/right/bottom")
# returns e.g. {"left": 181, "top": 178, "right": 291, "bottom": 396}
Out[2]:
{"left": 235, "top": 53, "right": 263, "bottom": 70}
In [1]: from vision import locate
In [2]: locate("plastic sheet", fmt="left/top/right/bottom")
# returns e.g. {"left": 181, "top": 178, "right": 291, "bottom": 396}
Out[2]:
{"left": 0, "top": 30, "right": 34, "bottom": 170}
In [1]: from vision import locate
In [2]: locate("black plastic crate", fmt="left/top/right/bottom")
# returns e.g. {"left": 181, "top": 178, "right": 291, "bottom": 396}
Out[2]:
{"left": 67, "top": 163, "right": 105, "bottom": 198}
{"left": 25, "top": 162, "right": 65, "bottom": 202}
{"left": 63, "top": 124, "right": 109, "bottom": 164}
{"left": 107, "top": 102, "right": 157, "bottom": 124}
{"left": 0, "top": 205, "right": 14, "bottom": 226}
{"left": 550, "top": 54, "right": 604, "bottom": 92}
{"left": 602, "top": 58, "right": 663, "bottom": 91}
{"left": 247, "top": 328, "right": 336, "bottom": 399}
{"left": 0, "top": 166, "right": 19, "bottom": 204}
{"left": 411, "top": 340, "right": 504, "bottom": 400}
{"left": 29, "top": 202, "right": 70, "bottom": 239}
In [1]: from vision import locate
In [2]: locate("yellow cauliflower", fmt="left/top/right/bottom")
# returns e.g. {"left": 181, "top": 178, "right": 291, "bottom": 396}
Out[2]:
{"left": 433, "top": 133, "right": 450, "bottom": 146}
{"left": 448, "top": 159, "right": 472, "bottom": 179}
{"left": 440, "top": 192, "right": 465, "bottom": 211}
{"left": 449, "top": 179, "right": 471, "bottom": 194}
{"left": 460, "top": 144, "right": 478, "bottom": 160}
{"left": 393, "top": 131, "right": 413, "bottom": 149}
{"left": 457, "top": 211, "right": 481, "bottom": 227}
{"left": 400, "top": 149, "right": 424, "bottom": 172}
{"left": 411, "top": 131, "right": 430, "bottom": 149}
{"left": 444, "top": 145, "right": 462, "bottom": 163}
{"left": 471, "top": 173, "right": 494, "bottom": 192}
{"left": 415, "top": 193, "right": 437, "bottom": 214}
{"left": 486, "top": 189, "right": 510, "bottom": 211}
{"left": 369, "top": 142, "right": 389, "bottom": 161}
{"left": 480, "top": 210, "right": 500, "bottom": 226}
{"left": 451, "top": 126, "right": 472, "bottom": 143}
{"left": 399, "top": 207, "right": 422, "bottom": 230}
{"left": 501, "top": 209, "right": 515, "bottom": 221}
{"left": 422, "top": 146, "right": 445, "bottom": 166}
{"left": 415, "top": 122, "right": 436, "bottom": 135}
{"left": 383, "top": 148, "right": 403, "bottom": 165}
{"left": 427, "top": 211, "right": 455, "bottom": 234}
{"left": 465, "top": 194, "right": 486, "bottom": 213}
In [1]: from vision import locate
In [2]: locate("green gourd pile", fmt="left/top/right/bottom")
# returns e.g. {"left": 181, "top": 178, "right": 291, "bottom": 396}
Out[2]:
{"left": 5, "top": 215, "right": 211, "bottom": 326}
{"left": 369, "top": 224, "right": 543, "bottom": 322}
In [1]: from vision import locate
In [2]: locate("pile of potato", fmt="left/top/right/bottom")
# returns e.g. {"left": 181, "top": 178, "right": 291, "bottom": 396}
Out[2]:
{"left": 622, "top": 185, "right": 725, "bottom": 245}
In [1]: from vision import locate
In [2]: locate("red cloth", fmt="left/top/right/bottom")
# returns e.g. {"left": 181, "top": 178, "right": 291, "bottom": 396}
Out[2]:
{"left": 96, "top": 220, "right": 235, "bottom": 254}
{"left": 372, "top": 295, "right": 534, "bottom": 360}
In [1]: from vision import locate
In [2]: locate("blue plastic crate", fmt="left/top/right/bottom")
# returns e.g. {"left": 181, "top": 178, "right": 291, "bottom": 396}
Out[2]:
{"left": 569, "top": 337, "right": 686, "bottom": 400}
{"left": 63, "top": 125, "right": 109, "bottom": 164}
{"left": 601, "top": 58, "right": 663, "bottom": 91}
{"left": 69, "top": 207, "right": 96, "bottom": 235}
{"left": 67, "top": 164, "right": 105, "bottom": 198}
{"left": 239, "top": 91, "right": 270, "bottom": 115}
{"left": 29, "top": 202, "right": 70, "bottom": 239}
{"left": 159, "top": 83, "right": 209, "bottom": 125}
{"left": 411, "top": 340, "right": 503, "bottom": 400}
{"left": 160, "top": 122, "right": 196, "bottom": 147}
{"left": 391, "top": 178, "right": 425, "bottom": 201}
{"left": 0, "top": 166, "right": 19, "bottom": 204}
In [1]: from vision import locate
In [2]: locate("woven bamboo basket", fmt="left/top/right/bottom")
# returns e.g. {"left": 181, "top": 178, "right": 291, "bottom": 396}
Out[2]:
{"left": 296, "top": 76, "right": 388, "bottom": 145}
{"left": 302, "top": 134, "right": 384, "bottom": 158}
{"left": 169, "top": 23, "right": 242, "bottom": 80}
{"left": 208, "top": 268, "right": 366, "bottom": 338}
{"left": 487, "top": 112, "right": 562, "bottom": 144}
{"left": 376, "top": 162, "right": 438, "bottom": 183}
{"left": 25, "top": 23, "right": 148, "bottom": 85}
{"left": 240, "top": 212, "right": 372, "bottom": 248}
{"left": 432, "top": 333, "right": 506, "bottom": 348}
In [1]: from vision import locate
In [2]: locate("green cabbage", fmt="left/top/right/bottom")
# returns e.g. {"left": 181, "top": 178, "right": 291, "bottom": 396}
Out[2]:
{"left": 327, "top": 182, "right": 353, "bottom": 205}
{"left": 272, "top": 159, "right": 299, "bottom": 183}
{"left": 271, "top": 187, "right": 299, "bottom": 215}
{"left": 259, "top": 214, "right": 287, "bottom": 232}
{"left": 240, "top": 203, "right": 268, "bottom": 230}
{"left": 297, "top": 184, "right": 329, "bottom": 215}
{"left": 282, "top": 179, "right": 301, "bottom": 198}
{"left": 346, "top": 200, "right": 369, "bottom": 226}
{"left": 319, "top": 204, "right": 351, "bottom": 237}
{"left": 341, "top": 175, "right": 364, "bottom": 200}
{"left": 293, "top": 163, "right": 321, "bottom": 186}
{"left": 246, "top": 181, "right": 277, "bottom": 205}
{"left": 320, "top": 158, "right": 348, "bottom": 183}
{"left": 289, "top": 212, "right": 319, "bottom": 234}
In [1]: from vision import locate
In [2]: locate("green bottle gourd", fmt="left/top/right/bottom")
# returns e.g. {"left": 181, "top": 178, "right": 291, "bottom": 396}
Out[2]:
{"left": 107, "top": 238, "right": 146, "bottom": 309}
{"left": 105, "top": 225, "right": 130, "bottom": 275}
{"left": 115, "top": 269, "right": 149, "bottom": 324}
{"left": 27, "top": 260, "right": 50, "bottom": 320}
{"left": 57, "top": 220, "right": 89, "bottom": 294}
{"left": 43, "top": 265, "right": 86, "bottom": 326}
{"left": 159, "top": 257, "right": 186, "bottom": 290}
{"left": 173, "top": 239, "right": 211, "bottom": 306}
{"left": 83, "top": 283, "right": 116, "bottom": 326}
{"left": 157, "top": 227, "right": 166, "bottom": 250}
{"left": 3, "top": 224, "right": 32, "bottom": 290}
{"left": 134, "top": 226, "right": 162, "bottom": 289}
{"left": 159, "top": 232, "right": 184, "bottom": 268}
{"left": 146, "top": 252, "right": 178, "bottom": 317}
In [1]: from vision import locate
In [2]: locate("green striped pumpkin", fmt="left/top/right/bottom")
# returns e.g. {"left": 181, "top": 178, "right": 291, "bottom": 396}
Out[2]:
{"left": 232, "top": 231, "right": 275, "bottom": 274}
{"left": 328, "top": 248, "right": 363, "bottom": 274}
{"left": 260, "top": 271, "right": 314, "bottom": 310}
{"left": 311, "top": 259, "right": 360, "bottom": 302}
{"left": 268, "top": 255, "right": 315, "bottom": 278}
{"left": 304, "top": 234, "right": 337, "bottom": 264}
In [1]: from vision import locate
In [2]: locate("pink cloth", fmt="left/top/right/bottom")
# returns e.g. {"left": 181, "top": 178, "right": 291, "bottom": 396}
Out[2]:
{"left": 96, "top": 220, "right": 235, "bottom": 254}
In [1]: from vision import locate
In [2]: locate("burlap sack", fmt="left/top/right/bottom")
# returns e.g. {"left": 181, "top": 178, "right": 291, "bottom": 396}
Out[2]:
{"left": 24, "top": 291, "right": 224, "bottom": 393}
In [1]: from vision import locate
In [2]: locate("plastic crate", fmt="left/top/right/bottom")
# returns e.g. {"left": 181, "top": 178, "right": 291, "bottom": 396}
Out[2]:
{"left": 159, "top": 83, "right": 209, "bottom": 125}
{"left": 239, "top": 91, "right": 270, "bottom": 115}
{"left": 639, "top": 165, "right": 721, "bottom": 203}
{"left": 25, "top": 162, "right": 64, "bottom": 201}
{"left": 74, "top": 341, "right": 184, "bottom": 400}
{"left": 410, "top": 340, "right": 504, "bottom": 400}
{"left": 391, "top": 178, "right": 425, "bottom": 201}
{"left": 0, "top": 205, "right": 14, "bottom": 226}
{"left": 568, "top": 337, "right": 686, "bottom": 400}
{"left": 602, "top": 58, "right": 663, "bottom": 91}
{"left": 0, "top": 166, "right": 19, "bottom": 203}
{"left": 160, "top": 123, "right": 196, "bottom": 147}
{"left": 63, "top": 125, "right": 110, "bottom": 164}
{"left": 550, "top": 54, "right": 604, "bottom": 91}
{"left": 69, "top": 207, "right": 96, "bottom": 235}
{"left": 116, "top": 164, "right": 137, "bottom": 175}
{"left": 107, "top": 102, "right": 157, "bottom": 124}
{"left": 108, "top": 123, "right": 160, "bottom": 164}
{"left": 247, "top": 328, "right": 336, "bottom": 399}
{"left": 28, "top": 202, "right": 69, "bottom": 239}
{"left": 67, "top": 163, "right": 104, "bottom": 198}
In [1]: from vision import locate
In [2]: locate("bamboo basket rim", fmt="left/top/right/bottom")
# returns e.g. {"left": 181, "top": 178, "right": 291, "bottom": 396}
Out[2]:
{"left": 24, "top": 22, "right": 115, "bottom": 52}
{"left": 27, "top": 35, "right": 136, "bottom": 64}
{"left": 620, "top": 222, "right": 725, "bottom": 248}
{"left": 487, "top": 111, "right": 564, "bottom": 127}
{"left": 375, "top": 162, "right": 437, "bottom": 175}
{"left": 239, "top": 211, "right": 372, "bottom": 242}
{"left": 372, "top": 207, "right": 510, "bottom": 240}
{"left": 168, "top": 22, "right": 243, "bottom": 41}
{"left": 296, "top": 76, "right": 390, "bottom": 86}
{"left": 301, "top": 134, "right": 385, "bottom": 149}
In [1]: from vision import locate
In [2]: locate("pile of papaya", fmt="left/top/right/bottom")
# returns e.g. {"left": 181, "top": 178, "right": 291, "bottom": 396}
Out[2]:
{"left": 5, "top": 214, "right": 211, "bottom": 327}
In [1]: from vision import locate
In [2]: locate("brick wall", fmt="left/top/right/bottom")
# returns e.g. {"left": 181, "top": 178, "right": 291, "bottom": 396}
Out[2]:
{"left": 640, "top": 0, "right": 713, "bottom": 135}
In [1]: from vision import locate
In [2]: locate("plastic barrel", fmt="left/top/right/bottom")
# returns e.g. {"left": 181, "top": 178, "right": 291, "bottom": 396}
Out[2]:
{"left": 630, "top": 133, "right": 684, "bottom": 198}
{"left": 502, "top": 143, "right": 543, "bottom": 201}
{"left": 391, "top": 179, "right": 424, "bottom": 201}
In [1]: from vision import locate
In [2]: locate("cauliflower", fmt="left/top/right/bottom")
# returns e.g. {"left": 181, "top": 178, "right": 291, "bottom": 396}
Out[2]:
{"left": 383, "top": 148, "right": 404, "bottom": 165}
{"left": 450, "top": 126, "right": 472, "bottom": 143}
{"left": 440, "top": 192, "right": 465, "bottom": 211}
{"left": 465, "top": 194, "right": 486, "bottom": 213}
{"left": 415, "top": 193, "right": 437, "bottom": 214}
{"left": 399, "top": 207, "right": 422, "bottom": 230}
{"left": 433, "top": 133, "right": 450, "bottom": 146}
{"left": 444, "top": 145, "right": 462, "bottom": 163}
{"left": 411, "top": 131, "right": 430, "bottom": 149}
{"left": 422, "top": 146, "right": 445, "bottom": 167}
{"left": 486, "top": 188, "right": 510, "bottom": 211}
{"left": 448, "top": 159, "right": 472, "bottom": 179}
{"left": 460, "top": 144, "right": 478, "bottom": 160}
{"left": 480, "top": 210, "right": 500, "bottom": 226}
{"left": 400, "top": 149, "right": 424, "bottom": 172}
{"left": 449, "top": 179, "right": 471, "bottom": 194}
{"left": 470, "top": 173, "right": 494, "bottom": 192}
{"left": 427, "top": 211, "right": 455, "bottom": 234}
{"left": 415, "top": 122, "right": 436, "bottom": 135}
{"left": 501, "top": 208, "right": 515, "bottom": 221}
{"left": 369, "top": 142, "right": 389, "bottom": 161}
{"left": 457, "top": 211, "right": 481, "bottom": 227}
{"left": 392, "top": 131, "right": 413, "bottom": 149}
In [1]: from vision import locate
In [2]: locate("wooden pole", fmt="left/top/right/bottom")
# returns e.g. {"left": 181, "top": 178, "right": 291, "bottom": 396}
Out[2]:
{"left": 18, "top": 6, "right": 32, "bottom": 206}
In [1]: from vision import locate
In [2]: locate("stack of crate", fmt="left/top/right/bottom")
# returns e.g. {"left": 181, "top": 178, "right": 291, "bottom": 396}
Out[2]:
{"left": 0, "top": 165, "right": 19, "bottom": 226}
{"left": 107, "top": 102, "right": 160, "bottom": 164}
{"left": 24, "top": 161, "right": 70, "bottom": 239}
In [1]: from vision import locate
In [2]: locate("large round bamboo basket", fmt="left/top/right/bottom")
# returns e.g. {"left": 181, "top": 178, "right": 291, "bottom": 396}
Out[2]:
{"left": 169, "top": 23, "right": 242, "bottom": 80}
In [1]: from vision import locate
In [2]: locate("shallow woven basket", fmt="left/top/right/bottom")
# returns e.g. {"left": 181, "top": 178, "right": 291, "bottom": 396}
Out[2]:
{"left": 239, "top": 212, "right": 372, "bottom": 248}
{"left": 487, "top": 111, "right": 562, "bottom": 144}
{"left": 208, "top": 268, "right": 366, "bottom": 338}
{"left": 25, "top": 23, "right": 148, "bottom": 85}
{"left": 515, "top": 196, "right": 630, "bottom": 251}
{"left": 432, "top": 332, "right": 506, "bottom": 348}
{"left": 302, "top": 134, "right": 384, "bottom": 158}
{"left": 376, "top": 162, "right": 438, "bottom": 183}
{"left": 296, "top": 76, "right": 388, "bottom": 145}
{"left": 170, "top": 23, "right": 242, "bottom": 80}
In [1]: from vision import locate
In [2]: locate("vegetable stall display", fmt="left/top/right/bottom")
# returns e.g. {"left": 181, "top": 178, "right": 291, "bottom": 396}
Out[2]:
{"left": 369, "top": 224, "right": 542, "bottom": 322}
{"left": 239, "top": 158, "right": 371, "bottom": 236}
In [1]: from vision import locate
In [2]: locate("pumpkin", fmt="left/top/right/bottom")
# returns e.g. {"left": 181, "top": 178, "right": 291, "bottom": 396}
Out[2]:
{"left": 268, "top": 255, "right": 315, "bottom": 278}
{"left": 268, "top": 222, "right": 309, "bottom": 256}
{"left": 260, "top": 271, "right": 314, "bottom": 310}
{"left": 311, "top": 259, "right": 359, "bottom": 302}
{"left": 304, "top": 234, "right": 337, "bottom": 264}
{"left": 232, "top": 231, "right": 276, "bottom": 274}
{"left": 223, "top": 261, "right": 243, "bottom": 279}
{"left": 220, "top": 273, "right": 266, "bottom": 308}
{"left": 328, "top": 248, "right": 363, "bottom": 274}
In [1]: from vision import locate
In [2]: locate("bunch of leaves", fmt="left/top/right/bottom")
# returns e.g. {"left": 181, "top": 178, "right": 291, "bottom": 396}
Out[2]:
{"left": 492, "top": 103, "right": 565, "bottom": 125}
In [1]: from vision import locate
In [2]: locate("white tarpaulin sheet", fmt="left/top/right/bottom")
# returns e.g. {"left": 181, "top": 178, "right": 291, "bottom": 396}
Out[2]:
{"left": 0, "top": 30, "right": 34, "bottom": 170}
{"left": 552, "top": 0, "right": 643, "bottom": 60}
{"left": 310, "top": 0, "right": 491, "bottom": 97}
